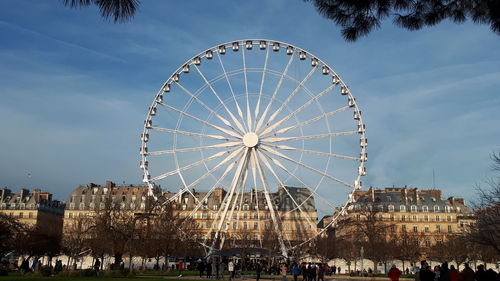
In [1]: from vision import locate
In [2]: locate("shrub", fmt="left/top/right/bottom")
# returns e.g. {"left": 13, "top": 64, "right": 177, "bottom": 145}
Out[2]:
{"left": 39, "top": 266, "right": 52, "bottom": 277}
{"left": 0, "top": 268, "right": 8, "bottom": 276}
{"left": 82, "top": 268, "right": 96, "bottom": 277}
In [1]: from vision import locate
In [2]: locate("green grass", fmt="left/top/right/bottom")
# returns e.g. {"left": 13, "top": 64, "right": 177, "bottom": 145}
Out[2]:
{"left": 0, "top": 277, "right": 200, "bottom": 281}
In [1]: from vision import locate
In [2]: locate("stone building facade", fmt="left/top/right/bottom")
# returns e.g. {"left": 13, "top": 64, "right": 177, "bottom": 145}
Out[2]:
{"left": 325, "top": 186, "right": 474, "bottom": 248}
{"left": 63, "top": 181, "right": 318, "bottom": 248}
{"left": 0, "top": 188, "right": 65, "bottom": 236}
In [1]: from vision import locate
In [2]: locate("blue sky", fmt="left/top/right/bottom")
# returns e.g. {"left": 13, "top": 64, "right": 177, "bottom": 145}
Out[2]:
{"left": 0, "top": 0, "right": 499, "bottom": 205}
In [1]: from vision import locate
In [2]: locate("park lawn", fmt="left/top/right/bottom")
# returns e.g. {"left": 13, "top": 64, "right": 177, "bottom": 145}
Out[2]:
{"left": 0, "top": 277, "right": 198, "bottom": 281}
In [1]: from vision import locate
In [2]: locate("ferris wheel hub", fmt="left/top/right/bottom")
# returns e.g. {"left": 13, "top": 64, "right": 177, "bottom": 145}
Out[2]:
{"left": 242, "top": 132, "right": 259, "bottom": 148}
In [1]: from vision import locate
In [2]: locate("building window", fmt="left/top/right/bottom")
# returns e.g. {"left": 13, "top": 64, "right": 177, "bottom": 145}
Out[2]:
{"left": 254, "top": 222, "right": 258, "bottom": 229}
{"left": 213, "top": 205, "right": 218, "bottom": 210}
{"left": 254, "top": 213, "right": 258, "bottom": 219}
{"left": 425, "top": 240, "right": 431, "bottom": 247}
{"left": 390, "top": 215, "right": 395, "bottom": 221}
{"left": 79, "top": 203, "right": 85, "bottom": 209}
{"left": 412, "top": 215, "right": 418, "bottom": 221}
{"left": 402, "top": 225, "right": 407, "bottom": 232}
{"left": 202, "top": 212, "right": 208, "bottom": 219}
{"left": 424, "top": 215, "right": 429, "bottom": 222}
{"left": 401, "top": 215, "right": 406, "bottom": 221}
{"left": 433, "top": 205, "right": 440, "bottom": 212}
{"left": 243, "top": 222, "right": 248, "bottom": 230}
{"left": 448, "top": 225, "right": 452, "bottom": 232}
{"left": 424, "top": 226, "right": 429, "bottom": 233}
{"left": 388, "top": 205, "right": 394, "bottom": 212}
{"left": 233, "top": 222, "right": 237, "bottom": 229}
{"left": 28, "top": 212, "right": 33, "bottom": 218}
{"left": 436, "top": 225, "right": 441, "bottom": 233}
{"left": 422, "top": 205, "right": 428, "bottom": 212}
{"left": 447, "top": 216, "right": 452, "bottom": 222}
{"left": 411, "top": 205, "right": 417, "bottom": 212}
{"left": 445, "top": 206, "right": 451, "bottom": 212}
{"left": 182, "top": 204, "right": 186, "bottom": 210}
{"left": 413, "top": 226, "right": 418, "bottom": 232}
{"left": 390, "top": 225, "right": 395, "bottom": 232}
{"left": 356, "top": 214, "right": 361, "bottom": 221}
{"left": 18, "top": 212, "right": 23, "bottom": 218}
{"left": 243, "top": 213, "right": 248, "bottom": 219}
{"left": 400, "top": 205, "right": 406, "bottom": 212}
{"left": 435, "top": 215, "right": 440, "bottom": 222}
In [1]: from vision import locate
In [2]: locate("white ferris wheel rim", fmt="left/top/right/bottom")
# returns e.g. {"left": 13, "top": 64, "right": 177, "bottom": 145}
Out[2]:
{"left": 139, "top": 39, "right": 367, "bottom": 257}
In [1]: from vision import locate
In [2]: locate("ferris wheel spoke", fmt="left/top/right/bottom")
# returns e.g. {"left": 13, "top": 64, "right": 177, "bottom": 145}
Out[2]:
{"left": 157, "top": 102, "right": 242, "bottom": 139}
{"left": 259, "top": 84, "right": 336, "bottom": 137}
{"left": 266, "top": 144, "right": 361, "bottom": 161}
{"left": 210, "top": 148, "right": 250, "bottom": 251}
{"left": 242, "top": 47, "right": 253, "bottom": 132}
{"left": 260, "top": 145, "right": 354, "bottom": 188}
{"left": 151, "top": 127, "right": 233, "bottom": 141}
{"left": 189, "top": 161, "right": 237, "bottom": 219}
{"left": 262, "top": 130, "right": 357, "bottom": 143}
{"left": 216, "top": 53, "right": 246, "bottom": 127}
{"left": 251, "top": 149, "right": 288, "bottom": 257}
{"left": 193, "top": 64, "right": 247, "bottom": 134}
{"left": 183, "top": 147, "right": 244, "bottom": 193}
{"left": 175, "top": 82, "right": 240, "bottom": 131}
{"left": 260, "top": 66, "right": 317, "bottom": 136}
{"left": 150, "top": 149, "right": 236, "bottom": 182}
{"left": 259, "top": 149, "right": 339, "bottom": 210}
{"left": 255, "top": 53, "right": 295, "bottom": 133}
{"left": 269, "top": 105, "right": 350, "bottom": 138}
{"left": 148, "top": 141, "right": 241, "bottom": 156}
{"left": 254, "top": 48, "right": 270, "bottom": 128}
{"left": 255, "top": 150, "right": 319, "bottom": 234}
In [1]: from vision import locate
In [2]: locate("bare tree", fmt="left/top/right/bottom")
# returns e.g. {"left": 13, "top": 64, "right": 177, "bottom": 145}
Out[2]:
{"left": 469, "top": 151, "right": 500, "bottom": 255}
{"left": 0, "top": 213, "right": 24, "bottom": 260}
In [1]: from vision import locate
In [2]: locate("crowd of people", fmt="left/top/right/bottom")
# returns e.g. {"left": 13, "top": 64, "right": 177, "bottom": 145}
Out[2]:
{"left": 413, "top": 260, "right": 499, "bottom": 281}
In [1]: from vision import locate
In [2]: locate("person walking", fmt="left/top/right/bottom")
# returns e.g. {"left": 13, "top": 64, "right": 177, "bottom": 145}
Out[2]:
{"left": 388, "top": 265, "right": 402, "bottom": 281}
{"left": 292, "top": 262, "right": 301, "bottom": 281}
{"left": 198, "top": 260, "right": 205, "bottom": 278}
{"left": 475, "top": 264, "right": 487, "bottom": 281}
{"left": 317, "top": 264, "right": 325, "bottom": 281}
{"left": 178, "top": 260, "right": 184, "bottom": 277}
{"left": 419, "top": 261, "right": 435, "bottom": 281}
{"left": 206, "top": 259, "right": 212, "bottom": 279}
{"left": 94, "top": 258, "right": 101, "bottom": 275}
{"left": 449, "top": 265, "right": 459, "bottom": 281}
{"left": 228, "top": 260, "right": 235, "bottom": 281}
{"left": 438, "top": 262, "right": 450, "bottom": 281}
{"left": 219, "top": 260, "right": 226, "bottom": 280}
{"left": 281, "top": 263, "right": 288, "bottom": 281}
{"left": 211, "top": 260, "right": 217, "bottom": 280}
{"left": 301, "top": 263, "right": 308, "bottom": 281}
{"left": 459, "top": 263, "right": 475, "bottom": 281}
{"left": 256, "top": 261, "right": 262, "bottom": 281}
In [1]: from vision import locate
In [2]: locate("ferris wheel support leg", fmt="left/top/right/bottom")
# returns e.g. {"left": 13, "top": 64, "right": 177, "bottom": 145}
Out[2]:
{"left": 252, "top": 149, "right": 288, "bottom": 258}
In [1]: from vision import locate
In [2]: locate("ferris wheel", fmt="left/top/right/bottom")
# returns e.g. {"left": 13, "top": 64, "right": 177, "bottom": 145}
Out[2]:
{"left": 140, "top": 39, "right": 367, "bottom": 257}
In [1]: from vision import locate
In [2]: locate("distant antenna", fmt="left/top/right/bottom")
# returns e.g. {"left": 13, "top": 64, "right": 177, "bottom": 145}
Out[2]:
{"left": 432, "top": 168, "right": 436, "bottom": 189}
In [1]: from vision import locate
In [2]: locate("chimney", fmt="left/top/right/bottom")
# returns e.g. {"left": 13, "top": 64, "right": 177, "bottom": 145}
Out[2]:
{"left": 34, "top": 188, "right": 41, "bottom": 201}
{"left": 40, "top": 191, "right": 51, "bottom": 201}
{"left": 401, "top": 188, "right": 408, "bottom": 203}
{"left": 413, "top": 188, "right": 419, "bottom": 203}
{"left": 1, "top": 188, "right": 12, "bottom": 203}
{"left": 20, "top": 188, "right": 29, "bottom": 199}
{"left": 370, "top": 187, "right": 375, "bottom": 202}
